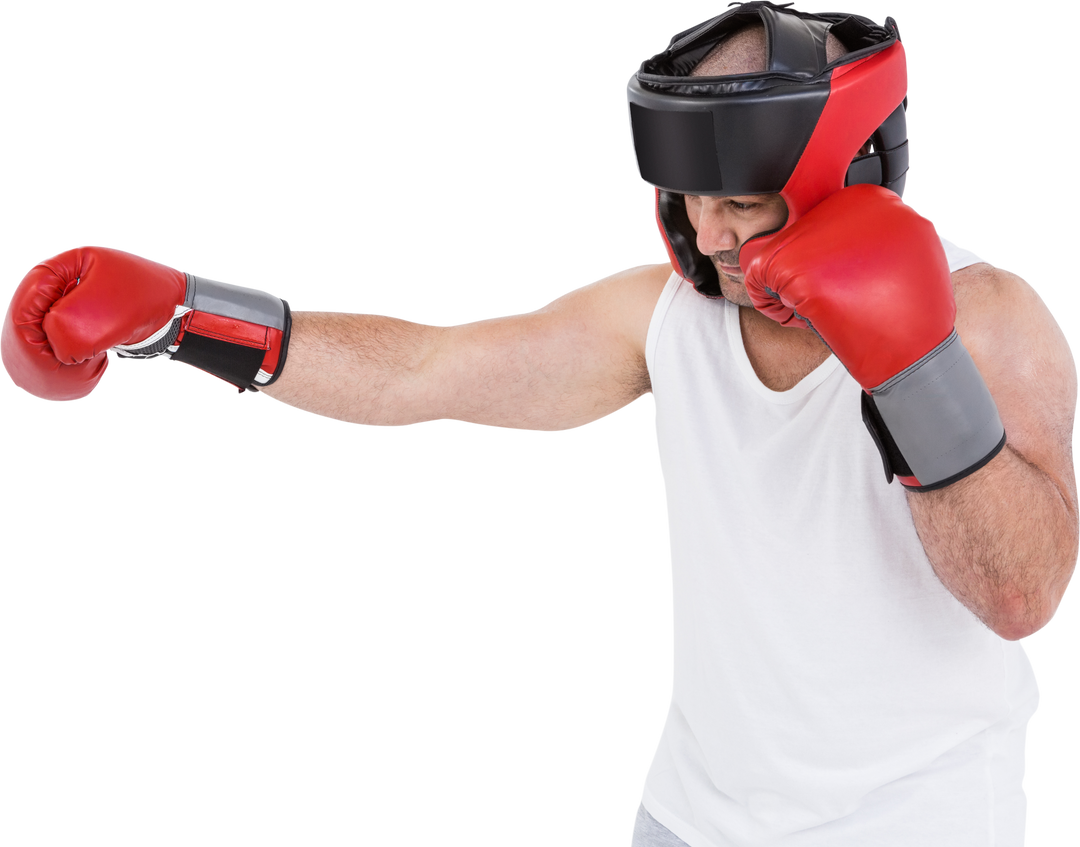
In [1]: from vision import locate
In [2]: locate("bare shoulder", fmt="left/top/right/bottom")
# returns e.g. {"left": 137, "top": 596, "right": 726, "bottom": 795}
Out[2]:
{"left": 953, "top": 262, "right": 1077, "bottom": 490}
{"left": 417, "top": 262, "right": 674, "bottom": 429}
{"left": 537, "top": 262, "right": 673, "bottom": 357}
{"left": 952, "top": 262, "right": 1074, "bottom": 390}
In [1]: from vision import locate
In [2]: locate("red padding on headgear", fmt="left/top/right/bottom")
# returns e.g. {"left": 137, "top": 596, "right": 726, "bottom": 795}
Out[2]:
{"left": 780, "top": 41, "right": 907, "bottom": 225}
{"left": 654, "top": 188, "right": 687, "bottom": 278}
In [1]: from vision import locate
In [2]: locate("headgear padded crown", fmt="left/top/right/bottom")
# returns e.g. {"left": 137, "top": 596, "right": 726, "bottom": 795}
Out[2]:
{"left": 628, "top": 1, "right": 908, "bottom": 296}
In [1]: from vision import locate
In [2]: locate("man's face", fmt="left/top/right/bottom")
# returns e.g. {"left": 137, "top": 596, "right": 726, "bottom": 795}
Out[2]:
{"left": 683, "top": 193, "right": 788, "bottom": 306}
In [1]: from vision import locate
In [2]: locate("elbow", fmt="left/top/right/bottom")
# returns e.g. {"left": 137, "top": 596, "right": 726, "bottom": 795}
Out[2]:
{"left": 987, "top": 586, "right": 1059, "bottom": 641}
{"left": 986, "top": 540, "right": 1077, "bottom": 641}
{"left": 991, "top": 617, "right": 1044, "bottom": 642}
{"left": 989, "top": 609, "right": 1041, "bottom": 643}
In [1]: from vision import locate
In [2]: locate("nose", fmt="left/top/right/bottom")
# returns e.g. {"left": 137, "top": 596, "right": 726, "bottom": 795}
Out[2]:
{"left": 691, "top": 198, "right": 739, "bottom": 257}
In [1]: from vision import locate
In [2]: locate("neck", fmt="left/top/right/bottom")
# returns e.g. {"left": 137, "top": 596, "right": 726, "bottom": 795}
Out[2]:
{"left": 743, "top": 304, "right": 825, "bottom": 350}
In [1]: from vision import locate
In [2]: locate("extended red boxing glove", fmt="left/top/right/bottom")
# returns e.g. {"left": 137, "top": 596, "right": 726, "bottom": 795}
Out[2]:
{"left": 740, "top": 184, "right": 1006, "bottom": 490}
{"left": 2, "top": 247, "right": 290, "bottom": 400}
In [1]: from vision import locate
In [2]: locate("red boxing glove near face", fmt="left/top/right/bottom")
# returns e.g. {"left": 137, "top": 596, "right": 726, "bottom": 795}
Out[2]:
{"left": 740, "top": 185, "right": 1005, "bottom": 490}
{"left": 741, "top": 185, "right": 954, "bottom": 387}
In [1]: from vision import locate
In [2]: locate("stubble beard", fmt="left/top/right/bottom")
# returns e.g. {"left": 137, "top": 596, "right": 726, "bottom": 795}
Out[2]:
{"left": 711, "top": 250, "right": 753, "bottom": 307}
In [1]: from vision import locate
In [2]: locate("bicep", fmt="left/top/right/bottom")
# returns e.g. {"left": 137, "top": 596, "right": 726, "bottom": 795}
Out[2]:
{"left": 957, "top": 266, "right": 1078, "bottom": 503}
{"left": 428, "top": 264, "right": 670, "bottom": 430}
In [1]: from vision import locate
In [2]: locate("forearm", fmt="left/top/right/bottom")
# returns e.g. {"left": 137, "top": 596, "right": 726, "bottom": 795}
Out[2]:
{"left": 261, "top": 311, "right": 445, "bottom": 425}
{"left": 908, "top": 445, "right": 1078, "bottom": 640}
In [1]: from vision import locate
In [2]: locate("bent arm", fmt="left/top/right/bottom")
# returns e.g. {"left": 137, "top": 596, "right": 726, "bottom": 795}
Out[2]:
{"left": 262, "top": 264, "right": 670, "bottom": 430}
{"left": 907, "top": 265, "right": 1079, "bottom": 640}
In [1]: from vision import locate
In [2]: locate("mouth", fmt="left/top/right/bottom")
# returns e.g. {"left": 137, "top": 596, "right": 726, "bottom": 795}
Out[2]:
{"left": 717, "top": 263, "right": 744, "bottom": 280}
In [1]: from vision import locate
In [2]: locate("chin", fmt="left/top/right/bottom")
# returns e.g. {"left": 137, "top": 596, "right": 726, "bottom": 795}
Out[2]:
{"left": 717, "top": 277, "right": 753, "bottom": 307}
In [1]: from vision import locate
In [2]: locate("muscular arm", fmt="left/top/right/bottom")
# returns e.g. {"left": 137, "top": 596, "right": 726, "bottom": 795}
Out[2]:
{"left": 262, "top": 264, "right": 670, "bottom": 430}
{"left": 907, "top": 265, "right": 1079, "bottom": 640}
{"left": 911, "top": 446, "right": 1077, "bottom": 641}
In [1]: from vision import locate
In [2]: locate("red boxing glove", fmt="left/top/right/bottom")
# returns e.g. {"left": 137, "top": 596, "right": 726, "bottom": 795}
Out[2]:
{"left": 740, "top": 185, "right": 1005, "bottom": 490}
{"left": 3, "top": 247, "right": 290, "bottom": 400}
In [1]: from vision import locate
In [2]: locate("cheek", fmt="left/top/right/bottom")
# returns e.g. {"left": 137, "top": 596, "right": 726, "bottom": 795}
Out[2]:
{"left": 684, "top": 198, "right": 701, "bottom": 229}
{"left": 764, "top": 200, "right": 790, "bottom": 231}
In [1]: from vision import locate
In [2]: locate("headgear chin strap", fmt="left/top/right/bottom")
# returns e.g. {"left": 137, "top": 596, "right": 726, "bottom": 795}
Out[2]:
{"left": 628, "top": 1, "right": 908, "bottom": 296}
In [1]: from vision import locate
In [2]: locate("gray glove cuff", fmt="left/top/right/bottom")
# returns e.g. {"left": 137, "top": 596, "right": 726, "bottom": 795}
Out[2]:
{"left": 114, "top": 273, "right": 291, "bottom": 391}
{"left": 861, "top": 329, "right": 1006, "bottom": 491}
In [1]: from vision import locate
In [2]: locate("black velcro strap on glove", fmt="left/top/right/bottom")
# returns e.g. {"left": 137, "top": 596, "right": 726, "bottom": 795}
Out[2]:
{"left": 173, "top": 274, "right": 291, "bottom": 390}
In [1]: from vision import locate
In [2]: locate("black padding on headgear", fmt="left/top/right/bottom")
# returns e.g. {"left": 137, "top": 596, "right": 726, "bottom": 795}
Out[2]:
{"left": 846, "top": 102, "right": 909, "bottom": 193}
{"left": 630, "top": 105, "right": 725, "bottom": 194}
{"left": 847, "top": 154, "right": 884, "bottom": 187}
{"left": 765, "top": 5, "right": 830, "bottom": 73}
{"left": 628, "top": 81, "right": 832, "bottom": 196}
{"left": 657, "top": 190, "right": 723, "bottom": 296}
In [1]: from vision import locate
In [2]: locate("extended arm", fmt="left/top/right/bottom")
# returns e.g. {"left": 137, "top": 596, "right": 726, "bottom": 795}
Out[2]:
{"left": 260, "top": 264, "right": 668, "bottom": 430}
{"left": 2, "top": 247, "right": 669, "bottom": 432}
{"left": 260, "top": 312, "right": 445, "bottom": 425}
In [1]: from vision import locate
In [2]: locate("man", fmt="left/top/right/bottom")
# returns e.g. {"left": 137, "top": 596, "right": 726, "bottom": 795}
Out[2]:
{"left": 3, "top": 3, "right": 1075, "bottom": 845}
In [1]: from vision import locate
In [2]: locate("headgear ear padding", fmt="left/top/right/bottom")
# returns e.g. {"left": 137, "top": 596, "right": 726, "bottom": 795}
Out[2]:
{"left": 628, "top": 1, "right": 908, "bottom": 296}
{"left": 655, "top": 191, "right": 720, "bottom": 293}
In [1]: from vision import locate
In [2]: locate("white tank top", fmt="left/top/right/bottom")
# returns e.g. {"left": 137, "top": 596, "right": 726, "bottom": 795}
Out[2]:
{"left": 641, "top": 241, "right": 1038, "bottom": 847}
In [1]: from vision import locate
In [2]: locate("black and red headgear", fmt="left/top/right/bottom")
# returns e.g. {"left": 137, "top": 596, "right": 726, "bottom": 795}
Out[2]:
{"left": 627, "top": 1, "right": 908, "bottom": 296}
